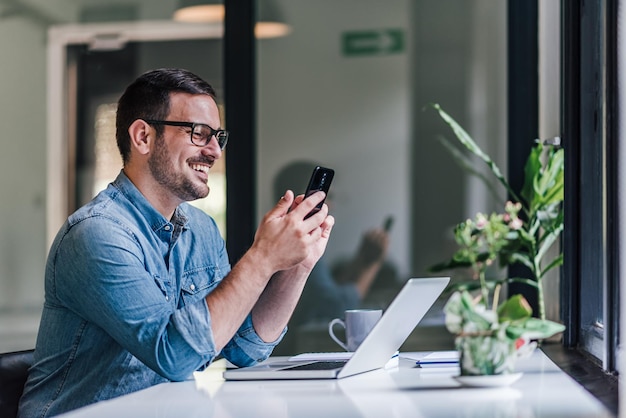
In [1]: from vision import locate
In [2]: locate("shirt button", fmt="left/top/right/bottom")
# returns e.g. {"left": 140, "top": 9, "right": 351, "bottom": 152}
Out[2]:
{"left": 190, "top": 284, "right": 196, "bottom": 291}
{"left": 164, "top": 225, "right": 171, "bottom": 231}
{"left": 165, "top": 296, "right": 169, "bottom": 301}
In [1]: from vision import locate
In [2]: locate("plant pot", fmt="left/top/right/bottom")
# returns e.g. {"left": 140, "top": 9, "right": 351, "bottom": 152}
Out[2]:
{"left": 456, "top": 333, "right": 518, "bottom": 376}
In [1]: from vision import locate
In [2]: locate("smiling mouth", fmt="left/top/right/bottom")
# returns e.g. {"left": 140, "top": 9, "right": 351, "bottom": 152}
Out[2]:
{"left": 190, "top": 163, "right": 210, "bottom": 175}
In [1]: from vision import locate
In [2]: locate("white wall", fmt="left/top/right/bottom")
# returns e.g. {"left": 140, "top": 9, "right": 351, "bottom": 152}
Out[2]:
{"left": 0, "top": 13, "right": 49, "bottom": 310}
{"left": 257, "top": 0, "right": 411, "bottom": 277}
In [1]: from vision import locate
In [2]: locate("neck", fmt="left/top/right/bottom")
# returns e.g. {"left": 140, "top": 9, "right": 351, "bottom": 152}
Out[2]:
{"left": 122, "top": 167, "right": 180, "bottom": 220}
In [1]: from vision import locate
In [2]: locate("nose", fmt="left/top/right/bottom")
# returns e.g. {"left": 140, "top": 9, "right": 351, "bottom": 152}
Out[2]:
{"left": 201, "top": 136, "right": 223, "bottom": 158}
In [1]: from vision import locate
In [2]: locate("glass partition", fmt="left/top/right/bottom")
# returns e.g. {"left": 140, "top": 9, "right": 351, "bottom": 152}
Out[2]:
{"left": 0, "top": 0, "right": 510, "bottom": 355}
{"left": 257, "top": 0, "right": 507, "bottom": 354}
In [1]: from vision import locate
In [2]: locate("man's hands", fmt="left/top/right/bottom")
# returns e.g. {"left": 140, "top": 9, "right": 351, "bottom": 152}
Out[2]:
{"left": 206, "top": 189, "right": 334, "bottom": 350}
{"left": 251, "top": 190, "right": 334, "bottom": 274}
{"left": 247, "top": 190, "right": 334, "bottom": 342}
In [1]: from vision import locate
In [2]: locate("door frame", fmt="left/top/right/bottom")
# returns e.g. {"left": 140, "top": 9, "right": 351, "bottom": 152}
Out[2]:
{"left": 46, "top": 20, "right": 222, "bottom": 248}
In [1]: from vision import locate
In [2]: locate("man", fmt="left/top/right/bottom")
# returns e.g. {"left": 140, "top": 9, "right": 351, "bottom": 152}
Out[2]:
{"left": 18, "top": 68, "right": 334, "bottom": 417}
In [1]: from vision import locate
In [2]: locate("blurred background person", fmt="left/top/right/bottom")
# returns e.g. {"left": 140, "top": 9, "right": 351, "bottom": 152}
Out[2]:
{"left": 272, "top": 161, "right": 393, "bottom": 353}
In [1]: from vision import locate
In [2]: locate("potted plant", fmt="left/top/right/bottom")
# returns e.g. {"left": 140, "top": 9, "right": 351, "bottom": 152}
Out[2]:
{"left": 428, "top": 104, "right": 566, "bottom": 377}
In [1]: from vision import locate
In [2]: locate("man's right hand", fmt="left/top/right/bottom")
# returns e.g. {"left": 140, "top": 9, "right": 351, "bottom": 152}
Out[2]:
{"left": 250, "top": 190, "right": 333, "bottom": 274}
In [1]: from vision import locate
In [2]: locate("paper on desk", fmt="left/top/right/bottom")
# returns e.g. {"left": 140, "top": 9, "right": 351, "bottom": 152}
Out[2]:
{"left": 402, "top": 350, "right": 459, "bottom": 367}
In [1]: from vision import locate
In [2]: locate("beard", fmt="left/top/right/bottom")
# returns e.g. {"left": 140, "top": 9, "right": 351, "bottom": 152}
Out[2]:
{"left": 148, "top": 134, "right": 210, "bottom": 202}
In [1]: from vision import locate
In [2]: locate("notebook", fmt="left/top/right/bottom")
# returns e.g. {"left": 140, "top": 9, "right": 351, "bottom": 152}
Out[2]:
{"left": 222, "top": 276, "right": 450, "bottom": 380}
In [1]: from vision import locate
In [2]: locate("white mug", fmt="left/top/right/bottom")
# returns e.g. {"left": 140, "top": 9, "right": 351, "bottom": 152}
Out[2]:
{"left": 328, "top": 309, "right": 382, "bottom": 352}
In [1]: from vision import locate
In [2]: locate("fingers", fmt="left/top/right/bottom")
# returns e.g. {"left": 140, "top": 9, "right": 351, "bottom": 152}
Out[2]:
{"left": 320, "top": 215, "right": 335, "bottom": 238}
{"left": 263, "top": 190, "right": 295, "bottom": 222}
{"left": 249, "top": 189, "right": 336, "bottom": 274}
{"left": 292, "top": 191, "right": 327, "bottom": 221}
{"left": 278, "top": 189, "right": 295, "bottom": 208}
{"left": 275, "top": 190, "right": 325, "bottom": 220}
{"left": 293, "top": 194, "right": 305, "bottom": 205}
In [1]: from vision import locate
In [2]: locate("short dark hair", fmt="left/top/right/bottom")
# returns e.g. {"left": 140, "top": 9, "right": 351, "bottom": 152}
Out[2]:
{"left": 115, "top": 68, "right": 217, "bottom": 163}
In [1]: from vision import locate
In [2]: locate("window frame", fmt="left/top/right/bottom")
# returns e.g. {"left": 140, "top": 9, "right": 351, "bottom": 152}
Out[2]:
{"left": 561, "top": 0, "right": 619, "bottom": 371}
{"left": 224, "top": 1, "right": 257, "bottom": 262}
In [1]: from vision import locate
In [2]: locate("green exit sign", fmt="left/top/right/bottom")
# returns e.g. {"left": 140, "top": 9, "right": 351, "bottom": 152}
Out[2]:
{"left": 342, "top": 29, "right": 405, "bottom": 57}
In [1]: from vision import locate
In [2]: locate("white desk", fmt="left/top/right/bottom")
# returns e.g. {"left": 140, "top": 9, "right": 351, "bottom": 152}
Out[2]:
{"left": 59, "top": 349, "right": 613, "bottom": 418}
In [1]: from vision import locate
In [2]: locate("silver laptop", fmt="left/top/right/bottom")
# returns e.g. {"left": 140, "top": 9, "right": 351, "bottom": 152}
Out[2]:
{"left": 223, "top": 276, "right": 449, "bottom": 380}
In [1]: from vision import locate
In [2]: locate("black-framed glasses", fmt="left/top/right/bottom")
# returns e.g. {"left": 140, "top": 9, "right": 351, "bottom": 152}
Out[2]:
{"left": 144, "top": 120, "right": 229, "bottom": 149}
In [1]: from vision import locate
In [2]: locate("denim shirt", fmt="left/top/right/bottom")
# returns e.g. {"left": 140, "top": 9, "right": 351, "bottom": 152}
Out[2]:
{"left": 18, "top": 171, "right": 282, "bottom": 418}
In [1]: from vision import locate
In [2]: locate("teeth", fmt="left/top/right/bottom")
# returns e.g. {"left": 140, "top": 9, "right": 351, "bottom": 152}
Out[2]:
{"left": 190, "top": 164, "right": 209, "bottom": 174}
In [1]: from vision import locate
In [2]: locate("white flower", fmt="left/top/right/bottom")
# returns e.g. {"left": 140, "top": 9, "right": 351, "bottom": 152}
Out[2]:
{"left": 475, "top": 213, "right": 488, "bottom": 229}
{"left": 509, "top": 218, "right": 523, "bottom": 230}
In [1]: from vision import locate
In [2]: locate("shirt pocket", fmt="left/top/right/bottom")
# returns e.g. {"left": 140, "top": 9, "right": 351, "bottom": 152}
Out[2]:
{"left": 180, "top": 266, "right": 220, "bottom": 307}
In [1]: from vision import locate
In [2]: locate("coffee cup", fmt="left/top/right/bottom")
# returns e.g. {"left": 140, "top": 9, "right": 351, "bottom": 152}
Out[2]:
{"left": 328, "top": 309, "right": 382, "bottom": 352}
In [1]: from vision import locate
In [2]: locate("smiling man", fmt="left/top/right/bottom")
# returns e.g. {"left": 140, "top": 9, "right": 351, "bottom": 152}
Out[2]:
{"left": 18, "top": 68, "right": 334, "bottom": 417}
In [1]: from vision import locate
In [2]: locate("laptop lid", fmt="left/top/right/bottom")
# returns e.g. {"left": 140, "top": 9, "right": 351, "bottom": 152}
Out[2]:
{"left": 222, "top": 277, "right": 450, "bottom": 381}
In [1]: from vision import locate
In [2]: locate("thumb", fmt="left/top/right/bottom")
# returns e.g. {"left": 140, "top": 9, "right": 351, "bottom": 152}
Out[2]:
{"left": 271, "top": 190, "right": 295, "bottom": 217}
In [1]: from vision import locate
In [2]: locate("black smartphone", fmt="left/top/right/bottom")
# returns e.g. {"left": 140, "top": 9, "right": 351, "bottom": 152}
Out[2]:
{"left": 303, "top": 166, "right": 334, "bottom": 219}
{"left": 383, "top": 215, "right": 394, "bottom": 232}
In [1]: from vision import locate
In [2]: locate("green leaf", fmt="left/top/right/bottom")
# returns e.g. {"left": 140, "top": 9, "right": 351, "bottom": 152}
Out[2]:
{"left": 497, "top": 294, "right": 532, "bottom": 322}
{"left": 541, "top": 148, "right": 564, "bottom": 198}
{"left": 507, "top": 318, "right": 566, "bottom": 340}
{"left": 539, "top": 254, "right": 564, "bottom": 278}
{"left": 429, "top": 103, "right": 522, "bottom": 203}
{"left": 506, "top": 253, "right": 534, "bottom": 271}
{"left": 521, "top": 144, "right": 542, "bottom": 206}
{"left": 535, "top": 224, "right": 564, "bottom": 266}
{"left": 505, "top": 277, "right": 540, "bottom": 288}
{"left": 532, "top": 147, "right": 564, "bottom": 211}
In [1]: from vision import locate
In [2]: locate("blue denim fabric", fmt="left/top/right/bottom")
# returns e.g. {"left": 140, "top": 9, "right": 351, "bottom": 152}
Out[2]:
{"left": 18, "top": 171, "right": 282, "bottom": 418}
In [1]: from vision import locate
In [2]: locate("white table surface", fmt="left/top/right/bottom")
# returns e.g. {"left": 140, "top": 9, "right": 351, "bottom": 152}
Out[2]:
{"left": 59, "top": 349, "right": 613, "bottom": 418}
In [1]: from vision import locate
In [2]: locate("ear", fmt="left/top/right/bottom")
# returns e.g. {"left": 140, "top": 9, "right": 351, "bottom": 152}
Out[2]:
{"left": 128, "top": 119, "right": 153, "bottom": 156}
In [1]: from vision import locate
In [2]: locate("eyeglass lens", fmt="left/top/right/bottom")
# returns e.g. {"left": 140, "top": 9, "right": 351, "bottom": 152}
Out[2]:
{"left": 192, "top": 124, "right": 228, "bottom": 149}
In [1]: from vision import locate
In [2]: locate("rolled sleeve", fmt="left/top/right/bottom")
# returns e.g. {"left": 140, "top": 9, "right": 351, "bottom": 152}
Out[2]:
{"left": 171, "top": 298, "right": 216, "bottom": 358}
{"left": 222, "top": 316, "right": 286, "bottom": 367}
